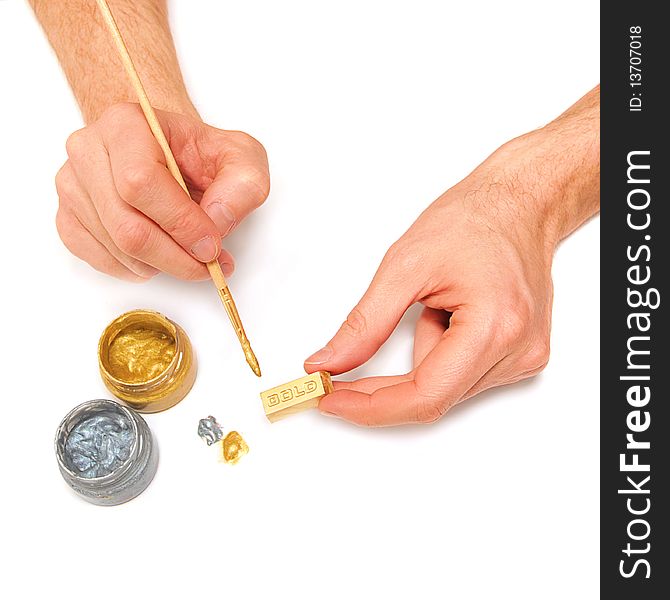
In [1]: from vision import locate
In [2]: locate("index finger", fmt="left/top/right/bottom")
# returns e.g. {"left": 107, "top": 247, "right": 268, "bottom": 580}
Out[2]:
{"left": 103, "top": 108, "right": 222, "bottom": 262}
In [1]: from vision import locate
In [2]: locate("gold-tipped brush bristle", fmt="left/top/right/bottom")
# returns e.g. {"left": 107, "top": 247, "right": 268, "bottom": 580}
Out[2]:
{"left": 245, "top": 346, "right": 262, "bottom": 377}
{"left": 214, "top": 278, "right": 262, "bottom": 377}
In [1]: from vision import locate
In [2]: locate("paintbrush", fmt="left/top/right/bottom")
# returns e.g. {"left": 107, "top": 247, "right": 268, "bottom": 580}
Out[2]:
{"left": 94, "top": 0, "right": 261, "bottom": 377}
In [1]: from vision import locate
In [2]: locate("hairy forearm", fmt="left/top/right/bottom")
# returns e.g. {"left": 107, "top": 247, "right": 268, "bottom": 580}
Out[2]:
{"left": 29, "top": 0, "right": 197, "bottom": 122}
{"left": 497, "top": 85, "right": 601, "bottom": 246}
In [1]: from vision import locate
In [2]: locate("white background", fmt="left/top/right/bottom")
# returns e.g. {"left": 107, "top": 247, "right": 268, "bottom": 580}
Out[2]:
{"left": 0, "top": 1, "right": 599, "bottom": 598}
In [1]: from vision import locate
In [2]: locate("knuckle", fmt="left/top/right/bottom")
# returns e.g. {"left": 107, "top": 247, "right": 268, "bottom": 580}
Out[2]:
{"left": 237, "top": 165, "right": 271, "bottom": 207}
{"left": 416, "top": 399, "right": 447, "bottom": 424}
{"left": 54, "top": 165, "right": 68, "bottom": 191}
{"left": 477, "top": 311, "right": 500, "bottom": 341}
{"left": 382, "top": 241, "right": 419, "bottom": 275}
{"left": 162, "top": 209, "right": 197, "bottom": 238}
{"left": 498, "top": 302, "right": 531, "bottom": 344}
{"left": 362, "top": 394, "right": 375, "bottom": 427}
{"left": 65, "top": 129, "right": 88, "bottom": 160}
{"left": 181, "top": 259, "right": 209, "bottom": 281}
{"left": 522, "top": 340, "right": 551, "bottom": 372}
{"left": 55, "top": 166, "right": 73, "bottom": 204}
{"left": 117, "top": 164, "right": 156, "bottom": 202}
{"left": 55, "top": 211, "right": 85, "bottom": 261}
{"left": 230, "top": 130, "right": 266, "bottom": 155}
{"left": 411, "top": 378, "right": 448, "bottom": 424}
{"left": 55, "top": 210, "right": 73, "bottom": 246}
{"left": 166, "top": 212, "right": 217, "bottom": 250}
{"left": 382, "top": 241, "right": 403, "bottom": 265}
{"left": 340, "top": 307, "right": 367, "bottom": 338}
{"left": 112, "top": 219, "right": 153, "bottom": 256}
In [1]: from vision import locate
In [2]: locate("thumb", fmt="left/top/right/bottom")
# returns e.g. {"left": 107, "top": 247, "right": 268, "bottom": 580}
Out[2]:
{"left": 304, "top": 254, "right": 417, "bottom": 375}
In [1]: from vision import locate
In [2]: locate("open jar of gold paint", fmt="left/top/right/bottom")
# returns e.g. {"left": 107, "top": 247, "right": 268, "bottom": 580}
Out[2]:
{"left": 98, "top": 309, "right": 197, "bottom": 413}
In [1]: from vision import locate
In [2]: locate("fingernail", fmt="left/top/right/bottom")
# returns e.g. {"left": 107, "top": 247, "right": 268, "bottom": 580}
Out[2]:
{"left": 221, "top": 262, "right": 234, "bottom": 277}
{"left": 206, "top": 202, "right": 236, "bottom": 236}
{"left": 128, "top": 263, "right": 159, "bottom": 279}
{"left": 191, "top": 235, "right": 219, "bottom": 262}
{"left": 136, "top": 268, "right": 159, "bottom": 280}
{"left": 320, "top": 411, "right": 341, "bottom": 419}
{"left": 305, "top": 346, "right": 333, "bottom": 365}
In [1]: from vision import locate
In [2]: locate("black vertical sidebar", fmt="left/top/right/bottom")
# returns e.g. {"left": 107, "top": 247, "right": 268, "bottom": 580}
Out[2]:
{"left": 601, "top": 2, "right": 668, "bottom": 597}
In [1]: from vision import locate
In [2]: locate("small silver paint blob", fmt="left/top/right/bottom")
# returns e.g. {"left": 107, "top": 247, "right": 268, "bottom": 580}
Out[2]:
{"left": 198, "top": 415, "right": 224, "bottom": 445}
{"left": 64, "top": 413, "right": 135, "bottom": 478}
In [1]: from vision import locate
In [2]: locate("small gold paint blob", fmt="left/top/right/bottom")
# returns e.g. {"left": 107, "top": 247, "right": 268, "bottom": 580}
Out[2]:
{"left": 108, "top": 327, "right": 176, "bottom": 384}
{"left": 222, "top": 431, "right": 249, "bottom": 464}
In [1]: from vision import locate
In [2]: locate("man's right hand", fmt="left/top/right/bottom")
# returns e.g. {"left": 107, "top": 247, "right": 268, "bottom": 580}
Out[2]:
{"left": 55, "top": 102, "right": 270, "bottom": 281}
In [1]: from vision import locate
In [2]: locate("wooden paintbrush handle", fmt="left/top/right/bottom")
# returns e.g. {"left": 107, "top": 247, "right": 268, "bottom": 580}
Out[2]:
{"left": 94, "top": 0, "right": 261, "bottom": 376}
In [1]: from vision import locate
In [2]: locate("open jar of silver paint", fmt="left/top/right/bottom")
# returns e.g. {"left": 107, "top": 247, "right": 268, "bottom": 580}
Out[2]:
{"left": 55, "top": 399, "right": 158, "bottom": 506}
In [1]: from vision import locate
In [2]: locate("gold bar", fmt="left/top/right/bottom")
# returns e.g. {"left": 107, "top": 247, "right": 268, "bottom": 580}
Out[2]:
{"left": 261, "top": 371, "right": 334, "bottom": 423}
